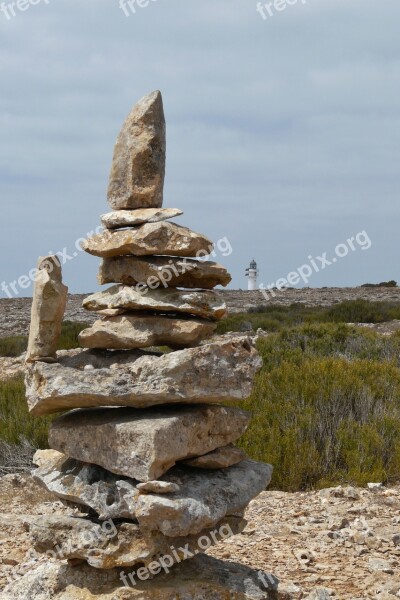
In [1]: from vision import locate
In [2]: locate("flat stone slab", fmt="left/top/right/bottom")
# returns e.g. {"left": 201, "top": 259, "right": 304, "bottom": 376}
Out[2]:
{"left": 182, "top": 444, "right": 247, "bottom": 469}
{"left": 25, "top": 337, "right": 262, "bottom": 416}
{"left": 82, "top": 222, "right": 212, "bottom": 258}
{"left": 101, "top": 208, "right": 183, "bottom": 229}
{"left": 83, "top": 286, "right": 226, "bottom": 321}
{"left": 135, "top": 459, "right": 273, "bottom": 537}
{"left": 107, "top": 90, "right": 166, "bottom": 211}
{"left": 78, "top": 314, "right": 216, "bottom": 350}
{"left": 1, "top": 554, "right": 278, "bottom": 599}
{"left": 29, "top": 514, "right": 245, "bottom": 570}
{"left": 48, "top": 405, "right": 251, "bottom": 482}
{"left": 98, "top": 255, "right": 232, "bottom": 288}
{"left": 33, "top": 450, "right": 272, "bottom": 538}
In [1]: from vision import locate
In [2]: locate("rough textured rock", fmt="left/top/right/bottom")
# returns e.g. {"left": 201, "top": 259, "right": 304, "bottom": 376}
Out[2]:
{"left": 25, "top": 337, "right": 262, "bottom": 416}
{"left": 137, "top": 481, "right": 180, "bottom": 494}
{"left": 82, "top": 222, "right": 213, "bottom": 259}
{"left": 25, "top": 256, "right": 68, "bottom": 363}
{"left": 135, "top": 460, "right": 273, "bottom": 537}
{"left": 32, "top": 450, "right": 140, "bottom": 521}
{"left": 98, "top": 255, "right": 232, "bottom": 288}
{"left": 29, "top": 514, "right": 245, "bottom": 570}
{"left": 0, "top": 554, "right": 278, "bottom": 600}
{"left": 83, "top": 286, "right": 226, "bottom": 321}
{"left": 32, "top": 452, "right": 270, "bottom": 537}
{"left": 49, "top": 406, "right": 251, "bottom": 482}
{"left": 182, "top": 444, "right": 247, "bottom": 469}
{"left": 2, "top": 474, "right": 400, "bottom": 599}
{"left": 78, "top": 314, "right": 216, "bottom": 350}
{"left": 107, "top": 90, "right": 166, "bottom": 211}
{"left": 101, "top": 208, "right": 183, "bottom": 229}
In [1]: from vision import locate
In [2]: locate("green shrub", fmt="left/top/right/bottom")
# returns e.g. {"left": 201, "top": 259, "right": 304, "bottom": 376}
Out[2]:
{"left": 217, "top": 300, "right": 400, "bottom": 334}
{"left": 57, "top": 321, "right": 88, "bottom": 350}
{"left": 240, "top": 324, "right": 400, "bottom": 490}
{"left": 0, "top": 376, "right": 53, "bottom": 448}
{"left": 0, "top": 336, "right": 28, "bottom": 357}
{"left": 0, "top": 320, "right": 89, "bottom": 357}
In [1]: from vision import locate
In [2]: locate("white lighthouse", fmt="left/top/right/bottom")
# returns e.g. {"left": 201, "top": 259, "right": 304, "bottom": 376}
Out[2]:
{"left": 245, "top": 259, "right": 259, "bottom": 291}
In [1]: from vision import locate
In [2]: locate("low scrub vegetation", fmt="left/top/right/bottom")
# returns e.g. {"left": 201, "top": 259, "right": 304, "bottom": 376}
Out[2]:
{"left": 240, "top": 324, "right": 400, "bottom": 490}
{"left": 217, "top": 299, "right": 400, "bottom": 334}
{"left": 0, "top": 376, "right": 53, "bottom": 468}
{"left": 0, "top": 321, "right": 88, "bottom": 357}
{"left": 0, "top": 312, "right": 399, "bottom": 490}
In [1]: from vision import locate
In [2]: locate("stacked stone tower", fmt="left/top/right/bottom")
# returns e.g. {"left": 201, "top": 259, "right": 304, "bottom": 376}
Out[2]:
{"left": 22, "top": 91, "right": 273, "bottom": 593}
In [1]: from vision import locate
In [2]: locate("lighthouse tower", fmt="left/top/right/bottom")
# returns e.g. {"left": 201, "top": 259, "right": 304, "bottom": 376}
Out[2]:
{"left": 245, "top": 259, "right": 259, "bottom": 291}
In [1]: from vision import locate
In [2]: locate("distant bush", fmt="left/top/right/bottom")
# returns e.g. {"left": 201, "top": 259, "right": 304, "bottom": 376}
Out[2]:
{"left": 361, "top": 280, "right": 397, "bottom": 288}
{"left": 240, "top": 324, "right": 400, "bottom": 490}
{"left": 0, "top": 320, "right": 89, "bottom": 357}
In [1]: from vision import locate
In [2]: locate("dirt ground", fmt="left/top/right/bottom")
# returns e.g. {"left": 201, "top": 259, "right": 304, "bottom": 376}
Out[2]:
{"left": 0, "top": 474, "right": 399, "bottom": 599}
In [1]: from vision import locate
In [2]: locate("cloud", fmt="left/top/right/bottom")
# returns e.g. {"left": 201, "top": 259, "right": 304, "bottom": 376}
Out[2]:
{"left": 0, "top": 0, "right": 399, "bottom": 296}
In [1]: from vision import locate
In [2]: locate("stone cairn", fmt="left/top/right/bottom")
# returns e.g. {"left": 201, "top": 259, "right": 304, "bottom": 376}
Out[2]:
{"left": 20, "top": 91, "right": 274, "bottom": 598}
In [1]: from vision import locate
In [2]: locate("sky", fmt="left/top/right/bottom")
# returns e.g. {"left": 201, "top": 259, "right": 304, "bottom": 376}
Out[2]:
{"left": 0, "top": 0, "right": 399, "bottom": 297}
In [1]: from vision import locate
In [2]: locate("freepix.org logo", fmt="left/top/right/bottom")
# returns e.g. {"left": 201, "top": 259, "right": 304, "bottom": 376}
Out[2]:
{"left": 0, "top": 0, "right": 50, "bottom": 20}
{"left": 256, "top": 0, "right": 307, "bottom": 21}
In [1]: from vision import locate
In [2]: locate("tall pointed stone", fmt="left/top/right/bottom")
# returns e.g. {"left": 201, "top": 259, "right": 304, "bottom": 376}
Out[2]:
{"left": 25, "top": 256, "right": 68, "bottom": 364}
{"left": 108, "top": 90, "right": 166, "bottom": 210}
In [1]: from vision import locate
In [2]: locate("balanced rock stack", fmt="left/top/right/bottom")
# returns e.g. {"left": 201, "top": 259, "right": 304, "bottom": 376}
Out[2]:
{"left": 17, "top": 91, "right": 275, "bottom": 599}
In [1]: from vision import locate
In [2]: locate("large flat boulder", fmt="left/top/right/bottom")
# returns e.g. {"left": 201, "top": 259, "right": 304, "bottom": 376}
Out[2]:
{"left": 98, "top": 255, "right": 232, "bottom": 288}
{"left": 107, "top": 90, "right": 166, "bottom": 210}
{"left": 82, "top": 286, "right": 226, "bottom": 321}
{"left": 0, "top": 554, "right": 279, "bottom": 599}
{"left": 78, "top": 314, "right": 216, "bottom": 350}
{"left": 48, "top": 405, "right": 251, "bottom": 482}
{"left": 81, "top": 222, "right": 212, "bottom": 258}
{"left": 25, "top": 338, "right": 262, "bottom": 416}
{"left": 29, "top": 514, "right": 245, "bottom": 570}
{"left": 33, "top": 452, "right": 271, "bottom": 538}
{"left": 101, "top": 208, "right": 183, "bottom": 229}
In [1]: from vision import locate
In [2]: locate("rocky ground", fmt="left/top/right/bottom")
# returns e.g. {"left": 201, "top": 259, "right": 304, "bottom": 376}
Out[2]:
{"left": 1, "top": 290, "right": 400, "bottom": 598}
{"left": 2, "top": 287, "right": 400, "bottom": 337}
{"left": 0, "top": 474, "right": 399, "bottom": 599}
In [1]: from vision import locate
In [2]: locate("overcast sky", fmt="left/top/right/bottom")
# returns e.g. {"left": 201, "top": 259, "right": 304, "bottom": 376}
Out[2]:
{"left": 0, "top": 0, "right": 399, "bottom": 297}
